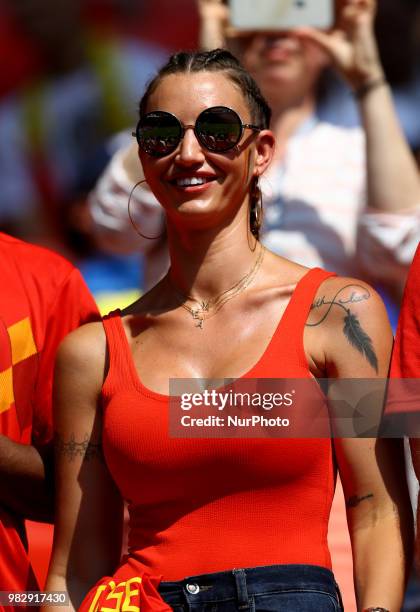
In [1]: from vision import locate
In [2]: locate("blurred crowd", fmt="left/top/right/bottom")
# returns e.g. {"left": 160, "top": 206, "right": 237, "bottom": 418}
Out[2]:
{"left": 0, "top": 0, "right": 197, "bottom": 265}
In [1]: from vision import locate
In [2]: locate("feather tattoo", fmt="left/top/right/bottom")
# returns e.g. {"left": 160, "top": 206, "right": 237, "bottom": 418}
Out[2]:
{"left": 343, "top": 309, "right": 378, "bottom": 372}
{"left": 308, "top": 284, "right": 379, "bottom": 372}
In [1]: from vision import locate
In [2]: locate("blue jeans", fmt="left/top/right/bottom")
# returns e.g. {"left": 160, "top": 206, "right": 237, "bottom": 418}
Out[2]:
{"left": 158, "top": 564, "right": 344, "bottom": 611}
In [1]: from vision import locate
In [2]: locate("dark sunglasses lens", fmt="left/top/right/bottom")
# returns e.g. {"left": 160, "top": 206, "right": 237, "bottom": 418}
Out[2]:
{"left": 197, "top": 107, "right": 242, "bottom": 152}
{"left": 137, "top": 112, "right": 181, "bottom": 156}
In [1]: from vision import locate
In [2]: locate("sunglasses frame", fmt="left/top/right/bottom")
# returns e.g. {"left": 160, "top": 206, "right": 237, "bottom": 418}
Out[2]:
{"left": 132, "top": 106, "right": 261, "bottom": 157}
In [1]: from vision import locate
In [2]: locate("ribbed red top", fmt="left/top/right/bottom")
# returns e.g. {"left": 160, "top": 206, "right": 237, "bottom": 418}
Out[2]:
{"left": 101, "top": 267, "right": 336, "bottom": 580}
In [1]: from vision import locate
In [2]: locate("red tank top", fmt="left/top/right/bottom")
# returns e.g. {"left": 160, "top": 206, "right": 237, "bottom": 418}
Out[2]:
{"left": 101, "top": 267, "right": 336, "bottom": 581}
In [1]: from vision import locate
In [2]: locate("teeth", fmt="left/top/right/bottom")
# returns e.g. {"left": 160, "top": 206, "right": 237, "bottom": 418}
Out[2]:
{"left": 176, "top": 177, "right": 208, "bottom": 187}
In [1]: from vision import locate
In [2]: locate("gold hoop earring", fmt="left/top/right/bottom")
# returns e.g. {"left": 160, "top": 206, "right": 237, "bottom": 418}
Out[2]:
{"left": 128, "top": 180, "right": 165, "bottom": 240}
{"left": 250, "top": 176, "right": 263, "bottom": 239}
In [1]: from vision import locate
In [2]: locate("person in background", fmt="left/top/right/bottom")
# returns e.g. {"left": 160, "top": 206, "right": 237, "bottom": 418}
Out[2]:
{"left": 0, "top": 232, "right": 99, "bottom": 610}
{"left": 318, "top": 0, "right": 420, "bottom": 147}
{"left": 384, "top": 242, "right": 420, "bottom": 612}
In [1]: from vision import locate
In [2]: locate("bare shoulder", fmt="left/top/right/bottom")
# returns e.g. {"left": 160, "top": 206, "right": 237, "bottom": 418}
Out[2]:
{"left": 55, "top": 321, "right": 107, "bottom": 398}
{"left": 305, "top": 276, "right": 392, "bottom": 377}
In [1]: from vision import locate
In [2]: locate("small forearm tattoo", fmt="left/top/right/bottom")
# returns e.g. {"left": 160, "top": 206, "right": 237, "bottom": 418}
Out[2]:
{"left": 346, "top": 493, "right": 374, "bottom": 508}
{"left": 307, "top": 284, "right": 378, "bottom": 372}
{"left": 55, "top": 433, "right": 103, "bottom": 462}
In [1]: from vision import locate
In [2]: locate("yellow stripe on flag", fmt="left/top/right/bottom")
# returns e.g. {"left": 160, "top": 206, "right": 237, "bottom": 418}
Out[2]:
{"left": 0, "top": 366, "right": 14, "bottom": 414}
{"left": 8, "top": 317, "right": 37, "bottom": 365}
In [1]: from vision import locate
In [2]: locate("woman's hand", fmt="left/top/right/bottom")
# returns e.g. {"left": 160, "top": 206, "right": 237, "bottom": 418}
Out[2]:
{"left": 296, "top": 0, "right": 384, "bottom": 89}
{"left": 297, "top": 0, "right": 420, "bottom": 234}
{"left": 197, "top": 0, "right": 229, "bottom": 50}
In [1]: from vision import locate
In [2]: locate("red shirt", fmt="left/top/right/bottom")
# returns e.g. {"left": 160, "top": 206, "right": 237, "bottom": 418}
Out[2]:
{"left": 93, "top": 268, "right": 335, "bottom": 587}
{"left": 0, "top": 233, "right": 99, "bottom": 606}
{"left": 386, "top": 244, "right": 420, "bottom": 420}
{"left": 391, "top": 244, "right": 420, "bottom": 380}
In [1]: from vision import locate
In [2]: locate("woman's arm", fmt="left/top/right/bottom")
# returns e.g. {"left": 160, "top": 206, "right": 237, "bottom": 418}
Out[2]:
{"left": 0, "top": 436, "right": 53, "bottom": 522}
{"left": 43, "top": 323, "right": 124, "bottom": 612}
{"left": 306, "top": 276, "right": 413, "bottom": 610}
{"left": 297, "top": 0, "right": 420, "bottom": 214}
{"left": 298, "top": 0, "right": 420, "bottom": 294}
{"left": 334, "top": 435, "right": 412, "bottom": 610}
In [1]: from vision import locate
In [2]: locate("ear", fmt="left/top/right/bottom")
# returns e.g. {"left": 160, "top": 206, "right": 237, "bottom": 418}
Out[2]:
{"left": 252, "top": 129, "right": 275, "bottom": 177}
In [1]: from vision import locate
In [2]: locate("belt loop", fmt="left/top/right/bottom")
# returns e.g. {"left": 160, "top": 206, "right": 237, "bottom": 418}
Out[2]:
{"left": 232, "top": 569, "right": 250, "bottom": 610}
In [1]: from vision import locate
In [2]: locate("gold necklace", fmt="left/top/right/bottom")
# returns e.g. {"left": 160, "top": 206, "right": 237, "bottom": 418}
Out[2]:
{"left": 169, "top": 245, "right": 265, "bottom": 329}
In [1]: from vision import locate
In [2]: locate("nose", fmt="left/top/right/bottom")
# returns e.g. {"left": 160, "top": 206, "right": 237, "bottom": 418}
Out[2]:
{"left": 175, "top": 126, "right": 206, "bottom": 165}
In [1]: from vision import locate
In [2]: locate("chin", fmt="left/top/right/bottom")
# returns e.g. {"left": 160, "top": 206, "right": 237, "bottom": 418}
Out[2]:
{"left": 172, "top": 198, "right": 217, "bottom": 217}
{"left": 258, "top": 71, "right": 310, "bottom": 104}
{"left": 258, "top": 62, "right": 304, "bottom": 84}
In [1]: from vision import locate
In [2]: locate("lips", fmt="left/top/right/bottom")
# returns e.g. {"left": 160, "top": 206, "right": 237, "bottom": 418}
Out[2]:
{"left": 169, "top": 174, "right": 218, "bottom": 189}
{"left": 175, "top": 177, "right": 211, "bottom": 187}
{"left": 261, "top": 35, "right": 299, "bottom": 62}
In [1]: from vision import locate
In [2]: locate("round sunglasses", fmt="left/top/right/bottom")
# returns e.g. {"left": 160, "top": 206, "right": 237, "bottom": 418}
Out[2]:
{"left": 132, "top": 106, "right": 261, "bottom": 157}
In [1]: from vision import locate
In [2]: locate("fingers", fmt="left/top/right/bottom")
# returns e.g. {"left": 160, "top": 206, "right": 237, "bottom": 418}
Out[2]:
{"left": 295, "top": 27, "right": 353, "bottom": 76}
{"left": 337, "top": 0, "right": 376, "bottom": 13}
{"left": 197, "top": 0, "right": 229, "bottom": 20}
{"left": 337, "top": 0, "right": 376, "bottom": 29}
{"left": 294, "top": 27, "right": 342, "bottom": 58}
{"left": 197, "top": 0, "right": 229, "bottom": 50}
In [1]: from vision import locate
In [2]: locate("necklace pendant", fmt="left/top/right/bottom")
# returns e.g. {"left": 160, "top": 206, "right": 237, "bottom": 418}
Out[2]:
{"left": 191, "top": 309, "right": 204, "bottom": 327}
{"left": 172, "top": 244, "right": 264, "bottom": 327}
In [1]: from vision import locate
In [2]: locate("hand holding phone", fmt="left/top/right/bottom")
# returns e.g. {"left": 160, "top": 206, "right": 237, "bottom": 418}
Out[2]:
{"left": 291, "top": 0, "right": 383, "bottom": 90}
{"left": 228, "top": 0, "right": 334, "bottom": 32}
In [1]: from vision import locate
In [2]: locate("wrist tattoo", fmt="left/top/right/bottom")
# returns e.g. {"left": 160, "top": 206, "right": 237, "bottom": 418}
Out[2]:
{"left": 307, "top": 284, "right": 378, "bottom": 372}
{"left": 55, "top": 433, "right": 103, "bottom": 462}
{"left": 346, "top": 493, "right": 374, "bottom": 508}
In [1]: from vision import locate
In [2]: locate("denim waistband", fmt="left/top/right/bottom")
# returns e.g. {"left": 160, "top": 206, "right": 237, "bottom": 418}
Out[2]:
{"left": 158, "top": 564, "right": 343, "bottom": 610}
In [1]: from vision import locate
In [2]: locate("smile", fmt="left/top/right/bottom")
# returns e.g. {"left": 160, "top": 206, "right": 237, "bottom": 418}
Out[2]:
{"left": 173, "top": 177, "right": 216, "bottom": 187}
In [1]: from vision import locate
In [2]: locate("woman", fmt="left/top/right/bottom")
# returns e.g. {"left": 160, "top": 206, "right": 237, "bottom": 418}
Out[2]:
{"left": 45, "top": 50, "right": 412, "bottom": 611}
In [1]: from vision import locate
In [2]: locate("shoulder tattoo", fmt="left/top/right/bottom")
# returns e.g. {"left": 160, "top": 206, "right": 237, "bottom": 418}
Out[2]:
{"left": 306, "top": 284, "right": 378, "bottom": 373}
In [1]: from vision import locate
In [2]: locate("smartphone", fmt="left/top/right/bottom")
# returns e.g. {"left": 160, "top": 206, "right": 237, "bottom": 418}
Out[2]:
{"left": 228, "top": 0, "right": 334, "bottom": 31}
